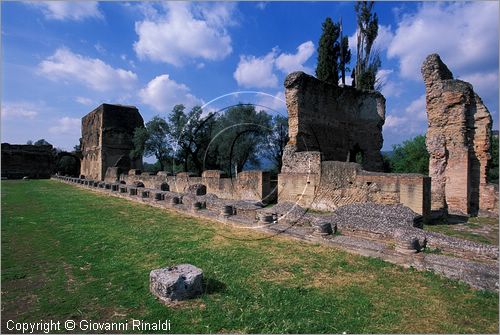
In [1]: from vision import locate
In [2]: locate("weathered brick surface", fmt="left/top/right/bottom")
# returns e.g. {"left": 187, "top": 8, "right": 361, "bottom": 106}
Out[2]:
{"left": 81, "top": 104, "right": 143, "bottom": 181}
{"left": 422, "top": 54, "right": 497, "bottom": 216}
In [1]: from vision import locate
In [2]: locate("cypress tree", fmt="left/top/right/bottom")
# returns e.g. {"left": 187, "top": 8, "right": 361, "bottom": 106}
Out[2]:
{"left": 316, "top": 18, "right": 340, "bottom": 85}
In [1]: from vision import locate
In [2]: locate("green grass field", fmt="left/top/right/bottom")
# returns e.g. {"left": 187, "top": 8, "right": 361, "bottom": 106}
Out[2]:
{"left": 1, "top": 180, "right": 498, "bottom": 333}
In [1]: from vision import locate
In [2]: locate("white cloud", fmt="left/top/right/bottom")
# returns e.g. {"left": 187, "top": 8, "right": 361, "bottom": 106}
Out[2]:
{"left": 384, "top": 95, "right": 427, "bottom": 134}
{"left": 30, "top": 1, "right": 103, "bottom": 21}
{"left": 348, "top": 24, "right": 394, "bottom": 57}
{"left": 49, "top": 117, "right": 80, "bottom": 135}
{"left": 275, "top": 41, "right": 315, "bottom": 74}
{"left": 376, "top": 69, "right": 402, "bottom": 98}
{"left": 460, "top": 71, "right": 499, "bottom": 104}
{"left": 234, "top": 41, "right": 315, "bottom": 88}
{"left": 255, "top": 91, "right": 286, "bottom": 112}
{"left": 94, "top": 42, "right": 106, "bottom": 54}
{"left": 139, "top": 74, "right": 203, "bottom": 113}
{"left": 387, "top": 2, "right": 499, "bottom": 80}
{"left": 76, "top": 97, "right": 93, "bottom": 106}
{"left": 256, "top": 2, "right": 268, "bottom": 10}
{"left": 38, "top": 48, "right": 137, "bottom": 92}
{"left": 234, "top": 50, "right": 278, "bottom": 88}
{"left": 134, "top": 2, "right": 234, "bottom": 66}
{"left": 1, "top": 102, "right": 39, "bottom": 119}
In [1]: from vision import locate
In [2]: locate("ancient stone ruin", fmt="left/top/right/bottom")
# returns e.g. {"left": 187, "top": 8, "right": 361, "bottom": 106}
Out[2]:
{"left": 52, "top": 61, "right": 499, "bottom": 291}
{"left": 278, "top": 71, "right": 431, "bottom": 216}
{"left": 80, "top": 103, "right": 144, "bottom": 181}
{"left": 422, "top": 54, "right": 498, "bottom": 217}
{"left": 1, "top": 143, "right": 55, "bottom": 179}
{"left": 150, "top": 264, "right": 203, "bottom": 304}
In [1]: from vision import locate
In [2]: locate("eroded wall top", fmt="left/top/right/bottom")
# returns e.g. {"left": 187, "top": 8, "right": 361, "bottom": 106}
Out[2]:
{"left": 284, "top": 71, "right": 386, "bottom": 171}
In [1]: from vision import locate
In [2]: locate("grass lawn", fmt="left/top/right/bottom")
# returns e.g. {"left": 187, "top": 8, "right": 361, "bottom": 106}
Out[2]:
{"left": 1, "top": 180, "right": 498, "bottom": 333}
{"left": 425, "top": 217, "right": 499, "bottom": 246}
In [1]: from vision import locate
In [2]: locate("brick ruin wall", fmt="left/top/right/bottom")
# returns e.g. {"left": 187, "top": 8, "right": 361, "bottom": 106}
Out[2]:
{"left": 278, "top": 72, "right": 431, "bottom": 216}
{"left": 279, "top": 156, "right": 430, "bottom": 216}
{"left": 81, "top": 104, "right": 144, "bottom": 181}
{"left": 1, "top": 143, "right": 55, "bottom": 179}
{"left": 104, "top": 168, "right": 272, "bottom": 203}
{"left": 422, "top": 54, "right": 498, "bottom": 216}
{"left": 284, "top": 71, "right": 386, "bottom": 171}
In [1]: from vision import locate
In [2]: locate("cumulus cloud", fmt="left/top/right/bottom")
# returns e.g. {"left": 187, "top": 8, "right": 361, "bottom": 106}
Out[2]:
{"left": 38, "top": 48, "right": 137, "bottom": 92}
{"left": 30, "top": 1, "right": 103, "bottom": 21}
{"left": 387, "top": 2, "right": 499, "bottom": 81}
{"left": 49, "top": 117, "right": 81, "bottom": 135}
{"left": 376, "top": 69, "right": 402, "bottom": 98}
{"left": 234, "top": 41, "right": 315, "bottom": 88}
{"left": 139, "top": 74, "right": 203, "bottom": 113}
{"left": 76, "top": 97, "right": 93, "bottom": 106}
{"left": 1, "top": 102, "right": 39, "bottom": 119}
{"left": 134, "top": 2, "right": 234, "bottom": 66}
{"left": 384, "top": 95, "right": 427, "bottom": 134}
{"left": 348, "top": 24, "right": 394, "bottom": 57}
{"left": 459, "top": 71, "right": 499, "bottom": 105}
{"left": 275, "top": 41, "right": 315, "bottom": 74}
{"left": 233, "top": 50, "right": 278, "bottom": 88}
{"left": 255, "top": 91, "right": 287, "bottom": 112}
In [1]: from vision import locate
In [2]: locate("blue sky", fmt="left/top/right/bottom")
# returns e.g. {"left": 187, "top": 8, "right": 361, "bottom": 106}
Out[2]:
{"left": 2, "top": 1, "right": 499, "bottom": 154}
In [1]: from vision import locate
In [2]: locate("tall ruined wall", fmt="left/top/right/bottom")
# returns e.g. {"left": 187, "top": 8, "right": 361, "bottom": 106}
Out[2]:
{"left": 1, "top": 143, "right": 55, "bottom": 179}
{"left": 422, "top": 54, "right": 496, "bottom": 216}
{"left": 284, "top": 71, "right": 386, "bottom": 171}
{"left": 81, "top": 104, "right": 144, "bottom": 180}
{"left": 278, "top": 72, "right": 430, "bottom": 216}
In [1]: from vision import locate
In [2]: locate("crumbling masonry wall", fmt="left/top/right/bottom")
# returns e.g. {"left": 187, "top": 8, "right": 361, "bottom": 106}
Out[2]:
{"left": 285, "top": 71, "right": 386, "bottom": 171}
{"left": 279, "top": 157, "right": 430, "bottom": 216}
{"left": 1, "top": 143, "right": 55, "bottom": 179}
{"left": 422, "top": 54, "right": 498, "bottom": 216}
{"left": 278, "top": 71, "right": 431, "bottom": 215}
{"left": 80, "top": 104, "right": 144, "bottom": 181}
{"left": 105, "top": 169, "right": 272, "bottom": 203}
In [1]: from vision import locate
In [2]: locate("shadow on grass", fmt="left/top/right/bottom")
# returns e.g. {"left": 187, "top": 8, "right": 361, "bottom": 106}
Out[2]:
{"left": 203, "top": 277, "right": 226, "bottom": 295}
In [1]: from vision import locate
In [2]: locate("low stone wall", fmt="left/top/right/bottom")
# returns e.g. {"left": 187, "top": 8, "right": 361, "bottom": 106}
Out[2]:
{"left": 278, "top": 158, "right": 431, "bottom": 216}
{"left": 104, "top": 168, "right": 272, "bottom": 203}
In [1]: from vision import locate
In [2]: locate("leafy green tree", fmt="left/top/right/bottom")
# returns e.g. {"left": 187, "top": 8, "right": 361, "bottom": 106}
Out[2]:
{"left": 56, "top": 155, "right": 80, "bottom": 176}
{"left": 316, "top": 17, "right": 341, "bottom": 85}
{"left": 34, "top": 139, "right": 51, "bottom": 146}
{"left": 389, "top": 135, "right": 429, "bottom": 175}
{"left": 339, "top": 35, "right": 352, "bottom": 85}
{"left": 212, "top": 104, "right": 272, "bottom": 174}
{"left": 262, "top": 115, "right": 289, "bottom": 173}
{"left": 131, "top": 116, "right": 171, "bottom": 172}
{"left": 354, "top": 1, "right": 380, "bottom": 90}
{"left": 167, "top": 104, "right": 217, "bottom": 174}
{"left": 488, "top": 135, "right": 499, "bottom": 183}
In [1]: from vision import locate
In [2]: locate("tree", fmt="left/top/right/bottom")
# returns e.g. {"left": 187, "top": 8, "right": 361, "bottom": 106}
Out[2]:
{"left": 56, "top": 155, "right": 80, "bottom": 176}
{"left": 167, "top": 104, "right": 217, "bottom": 174}
{"left": 262, "top": 115, "right": 289, "bottom": 173}
{"left": 26, "top": 140, "right": 33, "bottom": 145}
{"left": 131, "top": 116, "right": 171, "bottom": 172}
{"left": 339, "top": 35, "right": 352, "bottom": 85}
{"left": 354, "top": 1, "right": 380, "bottom": 90}
{"left": 316, "top": 17, "right": 341, "bottom": 85}
{"left": 212, "top": 104, "right": 272, "bottom": 175}
{"left": 34, "top": 139, "right": 51, "bottom": 146}
{"left": 488, "top": 134, "right": 499, "bottom": 183}
{"left": 389, "top": 135, "right": 429, "bottom": 175}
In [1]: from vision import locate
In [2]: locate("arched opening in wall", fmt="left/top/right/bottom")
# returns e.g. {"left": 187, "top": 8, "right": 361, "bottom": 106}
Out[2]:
{"left": 348, "top": 144, "right": 364, "bottom": 166}
{"left": 120, "top": 180, "right": 126, "bottom": 185}
{"left": 134, "top": 181, "right": 145, "bottom": 188}
{"left": 160, "top": 182, "right": 169, "bottom": 191}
